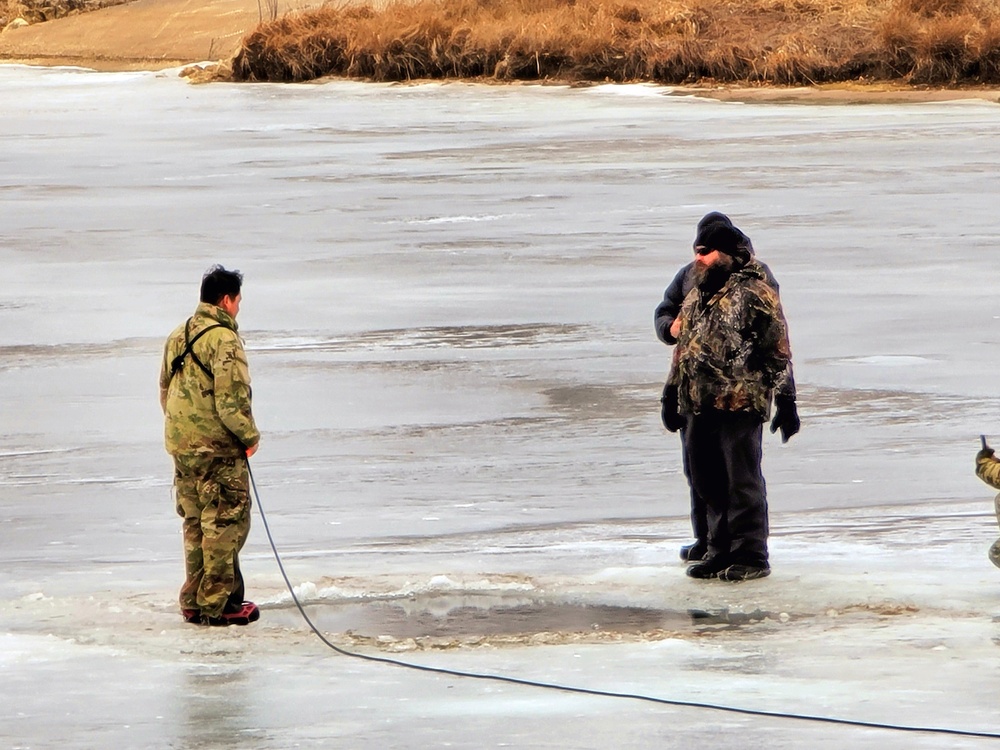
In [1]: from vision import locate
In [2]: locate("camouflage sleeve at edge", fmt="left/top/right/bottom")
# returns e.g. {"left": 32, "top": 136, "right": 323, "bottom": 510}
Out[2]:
{"left": 753, "top": 284, "right": 791, "bottom": 387}
{"left": 158, "top": 341, "right": 172, "bottom": 413}
{"left": 774, "top": 361, "right": 796, "bottom": 402}
{"left": 976, "top": 454, "right": 1000, "bottom": 490}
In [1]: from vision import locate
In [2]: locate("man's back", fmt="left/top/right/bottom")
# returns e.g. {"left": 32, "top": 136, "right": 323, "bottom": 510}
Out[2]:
{"left": 159, "top": 302, "right": 258, "bottom": 457}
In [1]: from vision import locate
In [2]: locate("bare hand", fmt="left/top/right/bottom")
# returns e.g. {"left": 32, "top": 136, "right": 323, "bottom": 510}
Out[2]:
{"left": 670, "top": 318, "right": 682, "bottom": 339}
{"left": 245, "top": 443, "right": 259, "bottom": 459}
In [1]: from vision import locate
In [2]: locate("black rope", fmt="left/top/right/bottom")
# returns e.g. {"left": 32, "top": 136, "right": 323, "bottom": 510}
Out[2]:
{"left": 246, "top": 461, "right": 1000, "bottom": 740}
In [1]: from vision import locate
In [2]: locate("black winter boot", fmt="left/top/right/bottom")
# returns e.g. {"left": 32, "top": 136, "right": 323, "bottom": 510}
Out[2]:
{"left": 679, "top": 541, "right": 708, "bottom": 562}
{"left": 718, "top": 564, "right": 770, "bottom": 582}
{"left": 686, "top": 555, "right": 731, "bottom": 580}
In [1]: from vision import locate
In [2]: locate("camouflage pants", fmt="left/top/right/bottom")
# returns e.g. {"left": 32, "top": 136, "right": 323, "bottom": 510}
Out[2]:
{"left": 991, "top": 493, "right": 1000, "bottom": 570}
{"left": 173, "top": 454, "right": 251, "bottom": 618}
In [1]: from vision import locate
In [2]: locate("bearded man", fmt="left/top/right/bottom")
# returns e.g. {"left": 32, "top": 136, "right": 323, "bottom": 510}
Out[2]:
{"left": 662, "top": 217, "right": 798, "bottom": 581}
{"left": 654, "top": 212, "right": 795, "bottom": 564}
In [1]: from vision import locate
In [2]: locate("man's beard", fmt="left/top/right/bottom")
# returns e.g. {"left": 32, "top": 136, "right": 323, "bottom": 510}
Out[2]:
{"left": 693, "top": 254, "right": 735, "bottom": 293}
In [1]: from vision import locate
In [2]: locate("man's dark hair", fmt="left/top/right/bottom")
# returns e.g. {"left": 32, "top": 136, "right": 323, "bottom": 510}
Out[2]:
{"left": 200, "top": 265, "right": 243, "bottom": 305}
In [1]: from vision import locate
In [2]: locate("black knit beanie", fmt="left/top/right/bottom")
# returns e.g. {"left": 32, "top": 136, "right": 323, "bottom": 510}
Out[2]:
{"left": 695, "top": 212, "right": 754, "bottom": 259}
{"left": 694, "top": 221, "right": 747, "bottom": 259}
{"left": 697, "top": 211, "right": 733, "bottom": 231}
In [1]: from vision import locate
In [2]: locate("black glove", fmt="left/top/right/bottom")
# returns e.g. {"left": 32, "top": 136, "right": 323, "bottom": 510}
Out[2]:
{"left": 770, "top": 395, "right": 800, "bottom": 443}
{"left": 660, "top": 383, "right": 686, "bottom": 433}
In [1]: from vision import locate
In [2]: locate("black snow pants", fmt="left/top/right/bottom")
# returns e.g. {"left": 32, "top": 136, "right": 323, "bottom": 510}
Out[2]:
{"left": 679, "top": 426, "right": 709, "bottom": 545}
{"left": 683, "top": 410, "right": 769, "bottom": 567}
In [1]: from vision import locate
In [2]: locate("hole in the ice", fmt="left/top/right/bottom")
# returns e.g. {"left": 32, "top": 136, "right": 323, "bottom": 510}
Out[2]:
{"left": 264, "top": 595, "right": 782, "bottom": 640}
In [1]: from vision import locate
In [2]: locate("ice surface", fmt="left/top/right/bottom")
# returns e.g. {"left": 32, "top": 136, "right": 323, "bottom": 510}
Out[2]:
{"left": 1, "top": 64, "right": 1000, "bottom": 748}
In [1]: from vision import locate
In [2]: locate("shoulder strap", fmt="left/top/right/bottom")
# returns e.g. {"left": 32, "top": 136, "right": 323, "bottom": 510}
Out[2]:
{"left": 169, "top": 319, "right": 231, "bottom": 382}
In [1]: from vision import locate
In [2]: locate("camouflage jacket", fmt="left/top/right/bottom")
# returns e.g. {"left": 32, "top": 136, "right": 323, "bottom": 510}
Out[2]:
{"left": 655, "top": 259, "right": 796, "bottom": 402}
{"left": 159, "top": 302, "right": 260, "bottom": 457}
{"left": 667, "top": 260, "right": 792, "bottom": 420}
{"left": 976, "top": 453, "right": 1000, "bottom": 490}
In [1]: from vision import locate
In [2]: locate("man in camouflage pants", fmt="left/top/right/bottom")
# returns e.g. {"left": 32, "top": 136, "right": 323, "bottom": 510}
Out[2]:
{"left": 974, "top": 443, "right": 1000, "bottom": 569}
{"left": 663, "top": 218, "right": 798, "bottom": 582}
{"left": 159, "top": 265, "right": 261, "bottom": 625}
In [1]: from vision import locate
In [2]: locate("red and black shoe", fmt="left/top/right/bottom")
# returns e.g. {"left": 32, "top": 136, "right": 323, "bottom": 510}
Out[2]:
{"left": 181, "top": 608, "right": 201, "bottom": 624}
{"left": 202, "top": 601, "right": 260, "bottom": 627}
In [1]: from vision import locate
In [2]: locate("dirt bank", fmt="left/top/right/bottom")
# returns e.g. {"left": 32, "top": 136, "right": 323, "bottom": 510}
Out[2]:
{"left": 681, "top": 82, "right": 1000, "bottom": 104}
{"left": 0, "top": 0, "right": 325, "bottom": 69}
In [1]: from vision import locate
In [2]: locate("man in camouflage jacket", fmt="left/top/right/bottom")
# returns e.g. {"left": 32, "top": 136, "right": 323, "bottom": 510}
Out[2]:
{"left": 654, "top": 212, "right": 797, "bottom": 564}
{"left": 974, "top": 443, "right": 1000, "bottom": 568}
{"left": 665, "top": 220, "right": 797, "bottom": 582}
{"left": 159, "top": 265, "right": 261, "bottom": 625}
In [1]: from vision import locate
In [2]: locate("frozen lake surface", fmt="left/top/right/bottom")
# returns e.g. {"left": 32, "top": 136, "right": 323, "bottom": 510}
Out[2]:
{"left": 2, "top": 65, "right": 1000, "bottom": 748}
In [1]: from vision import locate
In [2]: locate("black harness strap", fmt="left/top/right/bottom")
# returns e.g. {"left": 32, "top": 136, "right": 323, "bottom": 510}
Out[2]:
{"left": 169, "top": 319, "right": 231, "bottom": 383}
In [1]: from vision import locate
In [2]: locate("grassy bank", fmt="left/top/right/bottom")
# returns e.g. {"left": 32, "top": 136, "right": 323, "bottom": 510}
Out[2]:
{"left": 229, "top": 0, "right": 1000, "bottom": 85}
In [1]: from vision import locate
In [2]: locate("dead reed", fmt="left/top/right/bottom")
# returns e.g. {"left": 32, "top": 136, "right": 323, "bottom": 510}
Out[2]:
{"left": 230, "top": 0, "right": 1000, "bottom": 85}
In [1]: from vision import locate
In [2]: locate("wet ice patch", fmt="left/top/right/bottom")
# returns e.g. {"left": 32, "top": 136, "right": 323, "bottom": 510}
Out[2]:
{"left": 0, "top": 632, "right": 72, "bottom": 664}
{"left": 414, "top": 574, "right": 536, "bottom": 594}
{"left": 835, "top": 355, "right": 934, "bottom": 367}
{"left": 0, "top": 449, "right": 74, "bottom": 459}
{"left": 260, "top": 573, "right": 538, "bottom": 608}
{"left": 263, "top": 588, "right": 795, "bottom": 648}
{"left": 796, "top": 383, "right": 983, "bottom": 427}
{"left": 401, "top": 214, "right": 517, "bottom": 225}
{"left": 250, "top": 323, "right": 594, "bottom": 353}
{"left": 589, "top": 83, "right": 670, "bottom": 97}
{"left": 0, "top": 631, "right": 126, "bottom": 665}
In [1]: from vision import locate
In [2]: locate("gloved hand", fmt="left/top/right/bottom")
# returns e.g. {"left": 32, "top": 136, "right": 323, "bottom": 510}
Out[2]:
{"left": 660, "top": 383, "right": 685, "bottom": 433}
{"left": 770, "top": 395, "right": 800, "bottom": 443}
{"left": 977, "top": 446, "right": 995, "bottom": 462}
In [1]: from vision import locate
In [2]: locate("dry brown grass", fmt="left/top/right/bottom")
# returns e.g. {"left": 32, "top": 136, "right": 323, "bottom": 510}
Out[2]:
{"left": 2, "top": 0, "right": 32, "bottom": 25}
{"left": 230, "top": 0, "right": 1000, "bottom": 85}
